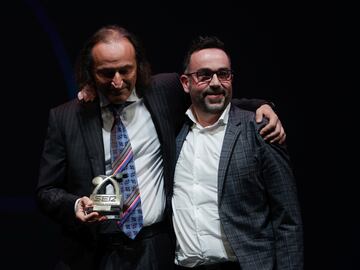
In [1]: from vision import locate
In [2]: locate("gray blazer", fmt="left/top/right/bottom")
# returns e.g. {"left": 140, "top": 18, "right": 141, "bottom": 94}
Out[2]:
{"left": 175, "top": 103, "right": 303, "bottom": 270}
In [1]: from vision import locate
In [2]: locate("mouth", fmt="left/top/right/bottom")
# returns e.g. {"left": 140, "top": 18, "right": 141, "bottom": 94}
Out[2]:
{"left": 205, "top": 88, "right": 225, "bottom": 96}
{"left": 206, "top": 93, "right": 224, "bottom": 98}
{"left": 205, "top": 91, "right": 225, "bottom": 100}
{"left": 109, "top": 86, "right": 129, "bottom": 96}
{"left": 204, "top": 94, "right": 226, "bottom": 106}
{"left": 110, "top": 89, "right": 123, "bottom": 96}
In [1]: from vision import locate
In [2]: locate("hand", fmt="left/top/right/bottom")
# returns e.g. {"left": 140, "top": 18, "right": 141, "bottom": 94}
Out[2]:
{"left": 75, "top": 196, "right": 107, "bottom": 223}
{"left": 77, "top": 85, "right": 96, "bottom": 102}
{"left": 256, "top": 104, "right": 286, "bottom": 144}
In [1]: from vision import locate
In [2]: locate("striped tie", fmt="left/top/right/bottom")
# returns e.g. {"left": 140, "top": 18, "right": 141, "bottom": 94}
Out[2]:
{"left": 110, "top": 104, "right": 143, "bottom": 239}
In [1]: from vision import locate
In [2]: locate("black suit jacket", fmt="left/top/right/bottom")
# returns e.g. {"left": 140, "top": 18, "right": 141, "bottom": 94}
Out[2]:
{"left": 36, "top": 73, "right": 187, "bottom": 268}
{"left": 175, "top": 104, "right": 303, "bottom": 270}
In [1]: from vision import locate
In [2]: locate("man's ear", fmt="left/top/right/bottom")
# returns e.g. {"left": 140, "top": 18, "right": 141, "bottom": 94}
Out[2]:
{"left": 180, "top": 74, "right": 190, "bottom": 93}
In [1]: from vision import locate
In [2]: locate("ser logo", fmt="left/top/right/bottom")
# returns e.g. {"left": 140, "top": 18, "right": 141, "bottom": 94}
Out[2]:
{"left": 93, "top": 195, "right": 117, "bottom": 203}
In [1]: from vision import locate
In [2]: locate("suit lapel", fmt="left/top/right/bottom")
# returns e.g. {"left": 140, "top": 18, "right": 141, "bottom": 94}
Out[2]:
{"left": 218, "top": 104, "right": 243, "bottom": 198}
{"left": 77, "top": 101, "right": 105, "bottom": 176}
{"left": 175, "top": 119, "right": 191, "bottom": 160}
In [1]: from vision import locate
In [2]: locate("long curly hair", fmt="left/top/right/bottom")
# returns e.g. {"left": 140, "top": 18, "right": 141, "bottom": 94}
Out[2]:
{"left": 75, "top": 25, "right": 151, "bottom": 98}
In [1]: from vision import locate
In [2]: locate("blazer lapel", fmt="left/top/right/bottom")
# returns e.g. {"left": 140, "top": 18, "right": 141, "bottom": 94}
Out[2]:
{"left": 175, "top": 119, "right": 191, "bottom": 160}
{"left": 218, "top": 104, "right": 243, "bottom": 198}
{"left": 77, "top": 101, "right": 105, "bottom": 176}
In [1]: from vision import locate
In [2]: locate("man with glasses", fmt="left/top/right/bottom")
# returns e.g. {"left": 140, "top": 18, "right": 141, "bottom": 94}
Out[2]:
{"left": 36, "top": 25, "right": 287, "bottom": 270}
{"left": 172, "top": 36, "right": 303, "bottom": 270}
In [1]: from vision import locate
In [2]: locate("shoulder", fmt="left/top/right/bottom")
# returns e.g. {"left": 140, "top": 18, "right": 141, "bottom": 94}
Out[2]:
{"left": 151, "top": 72, "right": 179, "bottom": 82}
{"left": 148, "top": 73, "right": 185, "bottom": 102}
{"left": 151, "top": 73, "right": 180, "bottom": 89}
{"left": 48, "top": 98, "right": 99, "bottom": 125}
{"left": 229, "top": 103, "right": 268, "bottom": 134}
{"left": 229, "top": 103, "right": 255, "bottom": 123}
{"left": 50, "top": 98, "right": 80, "bottom": 115}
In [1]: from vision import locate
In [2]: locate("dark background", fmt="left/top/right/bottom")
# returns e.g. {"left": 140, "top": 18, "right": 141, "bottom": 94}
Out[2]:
{"left": 3, "top": 1, "right": 350, "bottom": 269}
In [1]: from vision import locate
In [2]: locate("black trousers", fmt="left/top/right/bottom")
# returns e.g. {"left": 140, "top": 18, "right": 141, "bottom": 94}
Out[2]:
{"left": 96, "top": 222, "right": 175, "bottom": 270}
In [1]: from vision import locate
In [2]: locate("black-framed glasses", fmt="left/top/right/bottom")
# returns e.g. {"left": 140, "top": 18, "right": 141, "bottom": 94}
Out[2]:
{"left": 185, "top": 68, "right": 233, "bottom": 84}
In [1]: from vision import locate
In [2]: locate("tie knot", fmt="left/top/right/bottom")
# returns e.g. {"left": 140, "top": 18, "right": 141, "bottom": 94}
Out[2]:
{"left": 109, "top": 103, "right": 125, "bottom": 117}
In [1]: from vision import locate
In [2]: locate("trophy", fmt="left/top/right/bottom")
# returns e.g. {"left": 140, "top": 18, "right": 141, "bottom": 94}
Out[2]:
{"left": 85, "top": 174, "right": 123, "bottom": 219}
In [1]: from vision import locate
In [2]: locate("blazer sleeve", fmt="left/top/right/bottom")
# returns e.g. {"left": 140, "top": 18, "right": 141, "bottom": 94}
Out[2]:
{"left": 36, "top": 108, "right": 79, "bottom": 229}
{"left": 151, "top": 73, "right": 190, "bottom": 134}
{"left": 256, "top": 131, "right": 304, "bottom": 269}
{"left": 232, "top": 98, "right": 274, "bottom": 112}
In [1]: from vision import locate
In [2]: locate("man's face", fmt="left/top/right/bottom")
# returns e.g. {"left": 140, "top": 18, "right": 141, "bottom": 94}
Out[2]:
{"left": 181, "top": 48, "right": 233, "bottom": 115}
{"left": 92, "top": 38, "right": 137, "bottom": 104}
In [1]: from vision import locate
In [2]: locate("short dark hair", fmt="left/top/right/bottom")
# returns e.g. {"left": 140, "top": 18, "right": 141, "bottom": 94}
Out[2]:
{"left": 182, "top": 36, "right": 231, "bottom": 72}
{"left": 75, "top": 25, "right": 151, "bottom": 97}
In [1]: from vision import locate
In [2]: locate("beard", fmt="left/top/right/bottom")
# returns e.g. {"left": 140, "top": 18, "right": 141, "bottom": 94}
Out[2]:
{"left": 193, "top": 86, "right": 232, "bottom": 114}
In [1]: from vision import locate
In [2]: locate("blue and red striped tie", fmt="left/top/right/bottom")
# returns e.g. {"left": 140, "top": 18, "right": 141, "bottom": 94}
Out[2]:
{"left": 110, "top": 104, "right": 143, "bottom": 239}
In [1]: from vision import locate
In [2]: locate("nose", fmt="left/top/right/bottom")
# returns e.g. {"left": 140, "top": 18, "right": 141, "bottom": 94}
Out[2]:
{"left": 111, "top": 71, "right": 123, "bottom": 88}
{"left": 208, "top": 73, "right": 221, "bottom": 87}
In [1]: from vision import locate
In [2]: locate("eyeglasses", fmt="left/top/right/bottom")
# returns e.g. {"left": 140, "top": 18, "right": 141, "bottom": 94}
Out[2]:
{"left": 185, "top": 69, "right": 233, "bottom": 84}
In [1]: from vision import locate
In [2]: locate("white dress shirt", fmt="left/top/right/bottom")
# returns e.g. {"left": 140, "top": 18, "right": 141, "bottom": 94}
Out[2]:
{"left": 100, "top": 89, "right": 165, "bottom": 226}
{"left": 172, "top": 104, "right": 237, "bottom": 267}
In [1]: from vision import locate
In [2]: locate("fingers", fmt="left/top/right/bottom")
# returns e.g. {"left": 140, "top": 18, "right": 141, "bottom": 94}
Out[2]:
{"left": 264, "top": 122, "right": 286, "bottom": 144}
{"left": 255, "top": 104, "right": 287, "bottom": 144}
{"left": 80, "top": 196, "right": 93, "bottom": 206}
{"left": 260, "top": 114, "right": 278, "bottom": 137}
{"left": 255, "top": 110, "right": 263, "bottom": 123}
{"left": 76, "top": 197, "right": 96, "bottom": 222}
{"left": 256, "top": 104, "right": 272, "bottom": 123}
{"left": 83, "top": 211, "right": 101, "bottom": 223}
{"left": 263, "top": 118, "right": 280, "bottom": 140}
{"left": 77, "top": 85, "right": 96, "bottom": 102}
{"left": 277, "top": 127, "right": 286, "bottom": 144}
{"left": 77, "top": 208, "right": 107, "bottom": 223}
{"left": 75, "top": 196, "right": 109, "bottom": 223}
{"left": 75, "top": 197, "right": 89, "bottom": 222}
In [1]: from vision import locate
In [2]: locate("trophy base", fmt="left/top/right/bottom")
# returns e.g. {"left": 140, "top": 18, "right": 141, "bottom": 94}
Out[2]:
{"left": 85, "top": 206, "right": 122, "bottom": 220}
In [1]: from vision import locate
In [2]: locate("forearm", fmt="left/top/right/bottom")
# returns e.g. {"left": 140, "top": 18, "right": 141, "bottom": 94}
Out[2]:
{"left": 36, "top": 185, "right": 78, "bottom": 224}
{"left": 232, "top": 98, "right": 273, "bottom": 112}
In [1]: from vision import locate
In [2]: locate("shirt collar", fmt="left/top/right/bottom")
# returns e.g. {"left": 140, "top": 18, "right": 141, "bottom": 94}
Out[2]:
{"left": 185, "top": 103, "right": 231, "bottom": 129}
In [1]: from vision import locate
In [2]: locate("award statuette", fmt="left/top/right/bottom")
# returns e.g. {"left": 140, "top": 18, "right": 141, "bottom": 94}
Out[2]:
{"left": 85, "top": 174, "right": 123, "bottom": 219}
